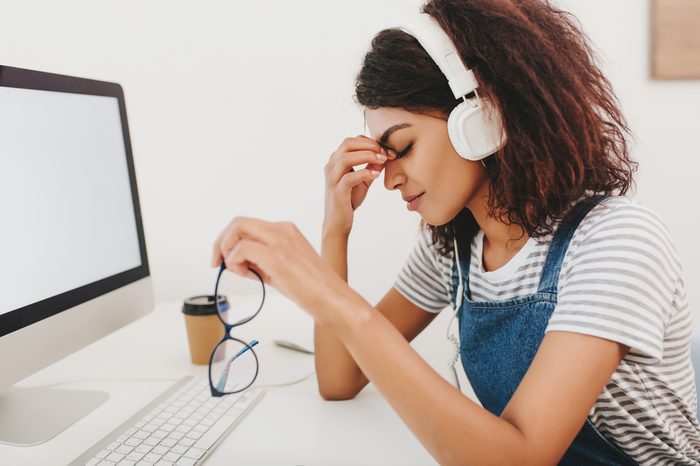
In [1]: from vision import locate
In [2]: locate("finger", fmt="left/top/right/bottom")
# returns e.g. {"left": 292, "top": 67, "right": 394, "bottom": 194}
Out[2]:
{"left": 328, "top": 150, "right": 386, "bottom": 185}
{"left": 224, "top": 239, "right": 273, "bottom": 282}
{"left": 365, "top": 162, "right": 386, "bottom": 172}
{"left": 211, "top": 226, "right": 229, "bottom": 267}
{"left": 357, "top": 135, "right": 399, "bottom": 161}
{"left": 216, "top": 217, "right": 278, "bottom": 267}
{"left": 337, "top": 135, "right": 384, "bottom": 155}
{"left": 245, "top": 264, "right": 271, "bottom": 285}
{"left": 337, "top": 168, "right": 381, "bottom": 194}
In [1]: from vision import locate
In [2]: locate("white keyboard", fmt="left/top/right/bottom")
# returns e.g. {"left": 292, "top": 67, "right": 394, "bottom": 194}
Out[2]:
{"left": 70, "top": 376, "right": 265, "bottom": 466}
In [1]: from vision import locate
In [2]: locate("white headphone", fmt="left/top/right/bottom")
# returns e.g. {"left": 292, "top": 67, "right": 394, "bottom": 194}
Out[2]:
{"left": 397, "top": 13, "right": 507, "bottom": 161}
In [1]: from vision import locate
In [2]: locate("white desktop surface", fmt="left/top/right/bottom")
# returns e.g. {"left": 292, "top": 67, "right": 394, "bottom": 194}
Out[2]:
{"left": 0, "top": 290, "right": 438, "bottom": 466}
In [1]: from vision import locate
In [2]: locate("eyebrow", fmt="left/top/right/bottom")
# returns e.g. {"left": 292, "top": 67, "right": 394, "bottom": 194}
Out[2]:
{"left": 379, "top": 123, "right": 413, "bottom": 148}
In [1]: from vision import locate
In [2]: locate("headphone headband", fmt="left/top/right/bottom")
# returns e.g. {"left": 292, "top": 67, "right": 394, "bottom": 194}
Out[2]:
{"left": 397, "top": 13, "right": 479, "bottom": 99}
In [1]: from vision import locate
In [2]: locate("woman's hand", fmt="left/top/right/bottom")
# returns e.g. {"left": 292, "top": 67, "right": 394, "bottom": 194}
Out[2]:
{"left": 211, "top": 217, "right": 362, "bottom": 327}
{"left": 322, "top": 135, "right": 396, "bottom": 237}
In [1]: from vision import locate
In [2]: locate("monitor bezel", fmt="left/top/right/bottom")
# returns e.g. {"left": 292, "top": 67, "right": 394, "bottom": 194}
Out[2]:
{"left": 0, "top": 65, "right": 150, "bottom": 338}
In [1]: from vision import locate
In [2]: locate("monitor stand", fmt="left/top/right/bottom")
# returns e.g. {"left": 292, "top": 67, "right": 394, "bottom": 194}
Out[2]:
{"left": 0, "top": 386, "right": 109, "bottom": 446}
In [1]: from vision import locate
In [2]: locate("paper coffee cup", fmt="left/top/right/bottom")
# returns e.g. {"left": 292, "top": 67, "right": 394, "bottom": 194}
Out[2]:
{"left": 182, "top": 295, "right": 226, "bottom": 365}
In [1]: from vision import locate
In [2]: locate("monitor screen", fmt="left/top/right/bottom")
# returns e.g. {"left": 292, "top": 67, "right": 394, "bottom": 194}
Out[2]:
{"left": 0, "top": 67, "right": 149, "bottom": 337}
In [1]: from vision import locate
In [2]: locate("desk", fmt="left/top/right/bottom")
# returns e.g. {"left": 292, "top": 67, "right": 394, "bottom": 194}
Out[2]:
{"left": 0, "top": 291, "right": 439, "bottom": 465}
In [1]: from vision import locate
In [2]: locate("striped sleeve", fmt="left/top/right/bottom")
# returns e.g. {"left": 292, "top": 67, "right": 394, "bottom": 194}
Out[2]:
{"left": 546, "top": 201, "right": 682, "bottom": 365}
{"left": 393, "top": 229, "right": 452, "bottom": 313}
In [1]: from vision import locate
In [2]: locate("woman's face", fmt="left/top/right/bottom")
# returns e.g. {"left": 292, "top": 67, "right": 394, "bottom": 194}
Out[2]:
{"left": 365, "top": 106, "right": 488, "bottom": 226}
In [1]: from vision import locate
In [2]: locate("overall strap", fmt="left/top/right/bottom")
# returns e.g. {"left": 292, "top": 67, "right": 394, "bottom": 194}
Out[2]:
{"left": 537, "top": 195, "right": 609, "bottom": 294}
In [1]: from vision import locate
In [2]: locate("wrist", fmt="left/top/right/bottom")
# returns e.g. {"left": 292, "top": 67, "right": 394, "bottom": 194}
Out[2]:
{"left": 315, "top": 280, "right": 373, "bottom": 339}
{"left": 322, "top": 225, "right": 350, "bottom": 242}
{"left": 328, "top": 287, "right": 376, "bottom": 341}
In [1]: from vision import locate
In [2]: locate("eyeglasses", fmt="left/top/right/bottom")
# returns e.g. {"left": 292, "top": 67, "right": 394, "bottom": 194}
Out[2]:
{"left": 208, "top": 262, "right": 265, "bottom": 397}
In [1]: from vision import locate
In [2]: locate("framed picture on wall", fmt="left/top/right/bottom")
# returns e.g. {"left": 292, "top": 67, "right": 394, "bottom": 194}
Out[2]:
{"left": 652, "top": 0, "right": 700, "bottom": 79}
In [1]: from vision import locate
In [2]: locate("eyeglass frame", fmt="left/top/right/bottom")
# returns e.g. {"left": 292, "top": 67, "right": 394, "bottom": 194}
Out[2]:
{"left": 208, "top": 262, "right": 265, "bottom": 397}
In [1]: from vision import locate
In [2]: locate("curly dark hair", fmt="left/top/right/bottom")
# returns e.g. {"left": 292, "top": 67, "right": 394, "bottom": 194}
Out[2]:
{"left": 354, "top": 0, "right": 637, "bottom": 258}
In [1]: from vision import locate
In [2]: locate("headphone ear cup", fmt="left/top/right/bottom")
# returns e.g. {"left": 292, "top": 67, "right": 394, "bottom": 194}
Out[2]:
{"left": 447, "top": 97, "right": 507, "bottom": 161}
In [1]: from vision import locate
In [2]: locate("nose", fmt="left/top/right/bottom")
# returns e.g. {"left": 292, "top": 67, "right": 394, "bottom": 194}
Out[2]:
{"left": 383, "top": 158, "right": 407, "bottom": 191}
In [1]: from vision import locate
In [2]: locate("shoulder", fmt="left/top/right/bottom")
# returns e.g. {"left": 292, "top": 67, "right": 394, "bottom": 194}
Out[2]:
{"left": 566, "top": 196, "right": 681, "bottom": 274}
{"left": 574, "top": 196, "right": 675, "bottom": 246}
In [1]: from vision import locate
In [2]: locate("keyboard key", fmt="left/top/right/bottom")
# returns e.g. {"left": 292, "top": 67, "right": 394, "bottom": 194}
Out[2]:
{"left": 152, "top": 446, "right": 169, "bottom": 455}
{"left": 116, "top": 460, "right": 136, "bottom": 466}
{"left": 171, "top": 445, "right": 188, "bottom": 455}
{"left": 228, "top": 408, "right": 243, "bottom": 417}
{"left": 106, "top": 452, "right": 124, "bottom": 462}
{"left": 193, "top": 424, "right": 208, "bottom": 433}
{"left": 159, "top": 438, "right": 177, "bottom": 448}
{"left": 143, "top": 436, "right": 161, "bottom": 446}
{"left": 183, "top": 447, "right": 205, "bottom": 460}
{"left": 142, "top": 424, "right": 158, "bottom": 433}
{"left": 124, "top": 437, "right": 142, "bottom": 447}
{"left": 143, "top": 452, "right": 163, "bottom": 463}
{"left": 116, "top": 445, "right": 134, "bottom": 455}
{"left": 175, "top": 458, "right": 196, "bottom": 466}
{"left": 163, "top": 452, "right": 181, "bottom": 462}
{"left": 135, "top": 444, "right": 152, "bottom": 454}
{"left": 96, "top": 449, "right": 111, "bottom": 459}
{"left": 161, "top": 423, "right": 177, "bottom": 432}
{"left": 178, "top": 437, "right": 196, "bottom": 448}
{"left": 125, "top": 452, "right": 144, "bottom": 462}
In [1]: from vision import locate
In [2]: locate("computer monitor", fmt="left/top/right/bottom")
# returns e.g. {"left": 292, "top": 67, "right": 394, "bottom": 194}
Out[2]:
{"left": 0, "top": 65, "right": 154, "bottom": 446}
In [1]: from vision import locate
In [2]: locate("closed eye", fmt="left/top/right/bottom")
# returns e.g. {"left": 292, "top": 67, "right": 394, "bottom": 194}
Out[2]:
{"left": 396, "top": 142, "right": 413, "bottom": 159}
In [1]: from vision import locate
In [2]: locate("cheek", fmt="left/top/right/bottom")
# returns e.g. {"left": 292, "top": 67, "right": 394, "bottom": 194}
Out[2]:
{"left": 429, "top": 159, "right": 486, "bottom": 210}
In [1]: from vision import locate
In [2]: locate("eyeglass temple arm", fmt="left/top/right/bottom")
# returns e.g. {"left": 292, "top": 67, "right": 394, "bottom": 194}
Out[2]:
{"left": 215, "top": 339, "right": 260, "bottom": 392}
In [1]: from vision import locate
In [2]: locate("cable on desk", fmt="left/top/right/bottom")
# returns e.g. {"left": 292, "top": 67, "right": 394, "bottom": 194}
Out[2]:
{"left": 23, "top": 371, "right": 318, "bottom": 390}
{"left": 254, "top": 370, "right": 316, "bottom": 388}
{"left": 23, "top": 377, "right": 183, "bottom": 389}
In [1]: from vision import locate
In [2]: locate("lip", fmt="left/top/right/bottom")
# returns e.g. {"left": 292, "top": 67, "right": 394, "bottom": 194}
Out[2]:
{"left": 406, "top": 192, "right": 425, "bottom": 211}
{"left": 402, "top": 193, "right": 423, "bottom": 203}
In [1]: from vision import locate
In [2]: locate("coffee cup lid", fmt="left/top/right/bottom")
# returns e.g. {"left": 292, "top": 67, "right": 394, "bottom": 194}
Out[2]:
{"left": 182, "top": 294, "right": 227, "bottom": 316}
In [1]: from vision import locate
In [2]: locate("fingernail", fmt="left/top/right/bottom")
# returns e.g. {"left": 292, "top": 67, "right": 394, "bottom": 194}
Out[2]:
{"left": 376, "top": 153, "right": 387, "bottom": 162}
{"left": 371, "top": 170, "right": 380, "bottom": 177}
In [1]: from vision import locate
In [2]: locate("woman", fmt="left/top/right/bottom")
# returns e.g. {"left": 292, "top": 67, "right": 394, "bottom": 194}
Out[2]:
{"left": 211, "top": 0, "right": 700, "bottom": 464}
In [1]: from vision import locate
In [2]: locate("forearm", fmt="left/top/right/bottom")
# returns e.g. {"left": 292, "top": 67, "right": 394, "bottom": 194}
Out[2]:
{"left": 329, "top": 293, "right": 536, "bottom": 466}
{"left": 314, "top": 232, "right": 368, "bottom": 398}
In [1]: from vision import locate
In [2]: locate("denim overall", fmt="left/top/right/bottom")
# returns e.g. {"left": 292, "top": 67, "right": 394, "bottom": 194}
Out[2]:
{"left": 451, "top": 195, "right": 638, "bottom": 465}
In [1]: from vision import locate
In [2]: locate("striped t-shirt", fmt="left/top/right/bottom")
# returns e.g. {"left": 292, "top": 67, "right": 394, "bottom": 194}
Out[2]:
{"left": 394, "top": 196, "right": 700, "bottom": 465}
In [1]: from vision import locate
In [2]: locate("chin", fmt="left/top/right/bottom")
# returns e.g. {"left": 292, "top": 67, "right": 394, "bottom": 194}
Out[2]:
{"left": 419, "top": 212, "right": 452, "bottom": 227}
{"left": 420, "top": 204, "right": 468, "bottom": 227}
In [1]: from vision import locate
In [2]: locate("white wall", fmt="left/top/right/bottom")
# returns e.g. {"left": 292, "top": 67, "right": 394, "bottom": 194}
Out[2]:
{"left": 1, "top": 0, "right": 698, "bottom": 328}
